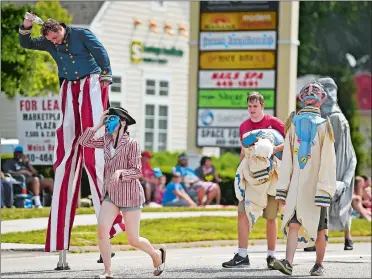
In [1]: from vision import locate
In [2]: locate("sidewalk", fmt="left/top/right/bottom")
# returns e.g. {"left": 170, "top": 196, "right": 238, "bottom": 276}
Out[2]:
{"left": 1, "top": 211, "right": 237, "bottom": 234}
{"left": 2, "top": 237, "right": 371, "bottom": 252}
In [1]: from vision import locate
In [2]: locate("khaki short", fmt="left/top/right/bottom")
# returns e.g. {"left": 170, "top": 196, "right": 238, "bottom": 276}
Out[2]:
{"left": 238, "top": 195, "right": 278, "bottom": 220}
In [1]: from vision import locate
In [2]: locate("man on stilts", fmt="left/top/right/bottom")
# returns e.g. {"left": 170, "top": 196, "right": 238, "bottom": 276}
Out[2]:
{"left": 19, "top": 13, "right": 126, "bottom": 269}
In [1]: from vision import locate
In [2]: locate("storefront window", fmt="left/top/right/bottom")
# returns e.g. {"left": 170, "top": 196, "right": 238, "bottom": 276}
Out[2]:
{"left": 144, "top": 77, "right": 170, "bottom": 151}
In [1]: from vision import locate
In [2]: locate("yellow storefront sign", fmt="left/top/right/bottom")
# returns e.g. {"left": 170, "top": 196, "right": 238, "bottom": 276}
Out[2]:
{"left": 199, "top": 51, "right": 276, "bottom": 70}
{"left": 201, "top": 11, "right": 277, "bottom": 31}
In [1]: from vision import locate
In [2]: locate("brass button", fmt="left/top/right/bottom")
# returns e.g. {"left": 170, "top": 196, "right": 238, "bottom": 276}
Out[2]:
{"left": 72, "top": 61, "right": 75, "bottom": 64}
{"left": 76, "top": 76, "right": 79, "bottom": 79}
{"left": 65, "top": 72, "right": 68, "bottom": 75}
{"left": 103, "top": 70, "right": 107, "bottom": 74}
{"left": 66, "top": 44, "right": 69, "bottom": 47}
{"left": 60, "top": 57, "right": 63, "bottom": 59}
{"left": 75, "top": 71, "right": 78, "bottom": 74}
{"left": 66, "top": 49, "right": 69, "bottom": 52}
{"left": 63, "top": 40, "right": 66, "bottom": 44}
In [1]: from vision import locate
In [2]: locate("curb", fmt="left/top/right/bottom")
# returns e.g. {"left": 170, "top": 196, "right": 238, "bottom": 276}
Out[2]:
{"left": 2, "top": 236, "right": 371, "bottom": 252}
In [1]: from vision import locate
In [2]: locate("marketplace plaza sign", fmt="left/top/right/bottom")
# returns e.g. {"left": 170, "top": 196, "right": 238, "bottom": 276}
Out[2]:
{"left": 198, "top": 89, "right": 275, "bottom": 109}
{"left": 130, "top": 41, "right": 184, "bottom": 64}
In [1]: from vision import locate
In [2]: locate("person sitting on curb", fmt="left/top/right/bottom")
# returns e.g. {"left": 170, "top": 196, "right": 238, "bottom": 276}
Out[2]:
{"left": 162, "top": 172, "right": 197, "bottom": 207}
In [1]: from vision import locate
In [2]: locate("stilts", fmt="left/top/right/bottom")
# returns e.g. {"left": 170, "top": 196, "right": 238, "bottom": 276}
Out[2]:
{"left": 55, "top": 249, "right": 70, "bottom": 270}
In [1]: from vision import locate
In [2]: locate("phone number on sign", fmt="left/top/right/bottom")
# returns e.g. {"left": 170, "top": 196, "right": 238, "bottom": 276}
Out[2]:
{"left": 27, "top": 153, "right": 53, "bottom": 163}
{"left": 25, "top": 131, "right": 56, "bottom": 138}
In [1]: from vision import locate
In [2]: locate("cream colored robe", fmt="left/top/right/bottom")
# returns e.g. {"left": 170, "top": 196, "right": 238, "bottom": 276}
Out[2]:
{"left": 276, "top": 109, "right": 337, "bottom": 248}
{"left": 235, "top": 134, "right": 281, "bottom": 229}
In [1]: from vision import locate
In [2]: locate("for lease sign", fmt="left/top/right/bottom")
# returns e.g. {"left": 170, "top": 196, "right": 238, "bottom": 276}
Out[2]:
{"left": 16, "top": 96, "right": 61, "bottom": 165}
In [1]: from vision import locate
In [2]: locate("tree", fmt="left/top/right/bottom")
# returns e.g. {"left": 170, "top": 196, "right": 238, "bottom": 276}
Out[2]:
{"left": 1, "top": 1, "right": 72, "bottom": 98}
{"left": 298, "top": 1, "right": 371, "bottom": 175}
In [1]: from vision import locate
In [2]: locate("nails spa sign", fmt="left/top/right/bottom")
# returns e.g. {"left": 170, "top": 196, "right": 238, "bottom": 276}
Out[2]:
{"left": 198, "top": 70, "right": 275, "bottom": 89}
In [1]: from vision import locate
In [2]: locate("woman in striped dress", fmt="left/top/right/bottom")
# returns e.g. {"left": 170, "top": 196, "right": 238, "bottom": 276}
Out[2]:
{"left": 79, "top": 107, "right": 166, "bottom": 279}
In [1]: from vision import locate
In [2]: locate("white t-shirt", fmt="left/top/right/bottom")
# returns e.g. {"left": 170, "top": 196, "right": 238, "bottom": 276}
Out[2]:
{"left": 110, "top": 144, "right": 115, "bottom": 157}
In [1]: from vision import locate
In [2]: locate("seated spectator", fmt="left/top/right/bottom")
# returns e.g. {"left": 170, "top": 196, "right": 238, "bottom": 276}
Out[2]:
{"left": 162, "top": 172, "right": 197, "bottom": 207}
{"left": 361, "top": 175, "right": 372, "bottom": 212}
{"left": 139, "top": 150, "right": 157, "bottom": 204}
{"left": 352, "top": 176, "right": 371, "bottom": 221}
{"left": 173, "top": 153, "right": 219, "bottom": 206}
{"left": 2, "top": 146, "right": 53, "bottom": 208}
{"left": 153, "top": 168, "right": 166, "bottom": 205}
{"left": 1, "top": 171, "right": 14, "bottom": 208}
{"left": 194, "top": 156, "right": 222, "bottom": 205}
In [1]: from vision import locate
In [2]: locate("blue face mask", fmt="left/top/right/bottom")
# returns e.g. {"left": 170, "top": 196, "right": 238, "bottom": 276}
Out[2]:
{"left": 105, "top": 115, "right": 120, "bottom": 135}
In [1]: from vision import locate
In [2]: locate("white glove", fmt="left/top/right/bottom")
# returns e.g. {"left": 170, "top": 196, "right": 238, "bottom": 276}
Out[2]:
{"left": 253, "top": 138, "right": 274, "bottom": 158}
{"left": 24, "top": 12, "right": 44, "bottom": 25}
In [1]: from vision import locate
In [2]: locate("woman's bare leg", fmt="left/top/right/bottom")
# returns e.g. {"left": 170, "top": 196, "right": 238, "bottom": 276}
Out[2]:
{"left": 122, "top": 210, "right": 162, "bottom": 267}
{"left": 97, "top": 201, "right": 120, "bottom": 275}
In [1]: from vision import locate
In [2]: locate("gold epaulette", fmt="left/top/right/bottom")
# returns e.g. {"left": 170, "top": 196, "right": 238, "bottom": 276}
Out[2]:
{"left": 284, "top": 111, "right": 295, "bottom": 134}
{"left": 326, "top": 117, "right": 335, "bottom": 142}
{"left": 19, "top": 28, "right": 32, "bottom": 35}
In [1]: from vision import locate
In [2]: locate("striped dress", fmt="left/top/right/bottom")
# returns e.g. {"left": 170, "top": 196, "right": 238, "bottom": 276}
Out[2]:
{"left": 78, "top": 128, "right": 145, "bottom": 207}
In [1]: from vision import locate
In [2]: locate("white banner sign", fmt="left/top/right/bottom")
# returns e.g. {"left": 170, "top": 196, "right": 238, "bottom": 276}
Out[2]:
{"left": 199, "top": 70, "right": 275, "bottom": 89}
{"left": 198, "top": 108, "right": 274, "bottom": 128}
{"left": 198, "top": 109, "right": 249, "bottom": 127}
{"left": 200, "top": 31, "right": 277, "bottom": 50}
{"left": 197, "top": 127, "right": 241, "bottom": 147}
{"left": 16, "top": 96, "right": 61, "bottom": 165}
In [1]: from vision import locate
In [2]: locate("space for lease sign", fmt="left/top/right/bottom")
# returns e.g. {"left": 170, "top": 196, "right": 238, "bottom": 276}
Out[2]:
{"left": 197, "top": 127, "right": 241, "bottom": 147}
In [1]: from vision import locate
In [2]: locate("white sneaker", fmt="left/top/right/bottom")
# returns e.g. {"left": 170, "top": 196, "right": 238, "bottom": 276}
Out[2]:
{"left": 35, "top": 204, "right": 43, "bottom": 208}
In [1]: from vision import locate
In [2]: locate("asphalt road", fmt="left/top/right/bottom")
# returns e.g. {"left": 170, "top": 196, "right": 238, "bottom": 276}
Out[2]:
{"left": 1, "top": 243, "right": 371, "bottom": 278}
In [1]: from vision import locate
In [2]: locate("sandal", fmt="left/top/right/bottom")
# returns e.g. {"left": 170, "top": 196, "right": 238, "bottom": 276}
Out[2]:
{"left": 96, "top": 273, "right": 114, "bottom": 279}
{"left": 97, "top": 252, "right": 116, "bottom": 263}
{"left": 153, "top": 245, "right": 167, "bottom": 276}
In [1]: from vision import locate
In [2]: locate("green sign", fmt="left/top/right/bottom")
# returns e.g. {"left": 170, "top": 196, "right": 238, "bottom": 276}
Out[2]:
{"left": 198, "top": 89, "right": 275, "bottom": 109}
{"left": 144, "top": 45, "right": 183, "bottom": 57}
{"left": 130, "top": 41, "right": 183, "bottom": 64}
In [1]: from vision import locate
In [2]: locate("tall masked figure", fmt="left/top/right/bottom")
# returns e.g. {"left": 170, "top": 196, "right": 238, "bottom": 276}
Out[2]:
{"left": 318, "top": 77, "right": 357, "bottom": 250}
{"left": 273, "top": 81, "right": 337, "bottom": 276}
{"left": 234, "top": 129, "right": 284, "bottom": 229}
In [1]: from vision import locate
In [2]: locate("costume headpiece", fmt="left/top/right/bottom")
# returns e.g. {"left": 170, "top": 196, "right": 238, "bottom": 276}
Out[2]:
{"left": 298, "top": 81, "right": 327, "bottom": 107}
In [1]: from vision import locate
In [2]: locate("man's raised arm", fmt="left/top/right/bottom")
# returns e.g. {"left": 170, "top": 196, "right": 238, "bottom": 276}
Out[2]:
{"left": 19, "top": 13, "right": 47, "bottom": 50}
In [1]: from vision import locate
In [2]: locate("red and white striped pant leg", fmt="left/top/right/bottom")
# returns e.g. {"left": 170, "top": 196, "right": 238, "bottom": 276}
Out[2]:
{"left": 80, "top": 74, "right": 126, "bottom": 238}
{"left": 45, "top": 80, "right": 84, "bottom": 252}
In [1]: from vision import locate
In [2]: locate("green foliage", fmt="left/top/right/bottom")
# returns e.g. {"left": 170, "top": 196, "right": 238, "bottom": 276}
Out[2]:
{"left": 298, "top": 1, "right": 370, "bottom": 174}
{"left": 329, "top": 68, "right": 367, "bottom": 175}
{"left": 1, "top": 1, "right": 72, "bottom": 99}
